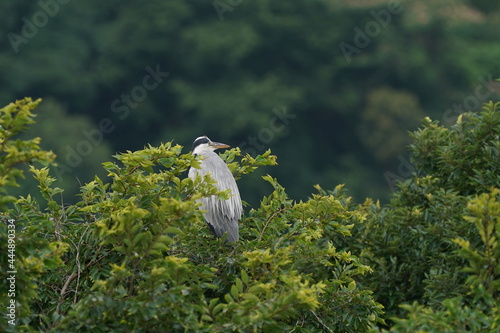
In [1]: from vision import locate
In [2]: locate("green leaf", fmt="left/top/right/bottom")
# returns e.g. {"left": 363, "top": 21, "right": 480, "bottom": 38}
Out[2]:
{"left": 201, "top": 314, "right": 213, "bottom": 322}
{"left": 235, "top": 278, "right": 244, "bottom": 293}
{"left": 231, "top": 284, "right": 239, "bottom": 300}
{"left": 212, "top": 303, "right": 225, "bottom": 316}
{"left": 241, "top": 269, "right": 249, "bottom": 285}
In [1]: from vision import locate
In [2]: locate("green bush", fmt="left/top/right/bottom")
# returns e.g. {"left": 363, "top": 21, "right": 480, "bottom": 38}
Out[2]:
{"left": 351, "top": 101, "right": 500, "bottom": 327}
{"left": 381, "top": 189, "right": 500, "bottom": 332}
{"left": 0, "top": 98, "right": 56, "bottom": 209}
{"left": 2, "top": 98, "right": 499, "bottom": 331}
{"left": 1, "top": 99, "right": 383, "bottom": 332}
{"left": 0, "top": 98, "right": 62, "bottom": 328}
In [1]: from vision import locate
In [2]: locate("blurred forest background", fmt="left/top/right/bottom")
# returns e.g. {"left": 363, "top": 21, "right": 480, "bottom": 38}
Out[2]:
{"left": 1, "top": 0, "right": 500, "bottom": 206}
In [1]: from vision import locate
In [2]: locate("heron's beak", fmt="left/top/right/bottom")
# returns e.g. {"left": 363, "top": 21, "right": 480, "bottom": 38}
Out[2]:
{"left": 210, "top": 142, "right": 230, "bottom": 149}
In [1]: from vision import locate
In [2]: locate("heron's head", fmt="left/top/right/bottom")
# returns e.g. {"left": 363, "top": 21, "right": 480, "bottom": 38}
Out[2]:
{"left": 192, "top": 136, "right": 230, "bottom": 154}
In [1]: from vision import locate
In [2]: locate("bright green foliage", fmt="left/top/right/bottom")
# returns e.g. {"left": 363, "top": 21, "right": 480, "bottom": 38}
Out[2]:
{"left": 457, "top": 189, "right": 500, "bottom": 296}
{"left": 3, "top": 98, "right": 499, "bottom": 331}
{"left": 1, "top": 100, "right": 383, "bottom": 332}
{"left": 0, "top": 98, "right": 56, "bottom": 209}
{"left": 14, "top": 98, "right": 115, "bottom": 201}
{"left": 0, "top": 98, "right": 63, "bottom": 330}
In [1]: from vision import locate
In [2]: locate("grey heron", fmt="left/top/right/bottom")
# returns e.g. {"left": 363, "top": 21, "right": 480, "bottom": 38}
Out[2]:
{"left": 188, "top": 136, "right": 242, "bottom": 242}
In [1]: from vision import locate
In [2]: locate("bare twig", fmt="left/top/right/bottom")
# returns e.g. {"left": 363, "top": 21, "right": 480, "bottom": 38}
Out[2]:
{"left": 311, "top": 311, "right": 333, "bottom": 333}
{"left": 60, "top": 272, "right": 78, "bottom": 297}
{"left": 257, "top": 207, "right": 285, "bottom": 242}
{"left": 73, "top": 223, "right": 91, "bottom": 303}
{"left": 56, "top": 272, "right": 77, "bottom": 314}
{"left": 55, "top": 222, "right": 91, "bottom": 314}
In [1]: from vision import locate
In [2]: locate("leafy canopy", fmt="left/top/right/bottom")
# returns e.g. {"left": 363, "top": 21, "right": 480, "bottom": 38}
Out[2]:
{"left": 2, "top": 98, "right": 499, "bottom": 332}
{"left": 1, "top": 99, "right": 382, "bottom": 332}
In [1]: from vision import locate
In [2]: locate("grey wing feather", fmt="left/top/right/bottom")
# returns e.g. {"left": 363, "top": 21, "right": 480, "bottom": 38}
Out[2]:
{"left": 189, "top": 152, "right": 242, "bottom": 242}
